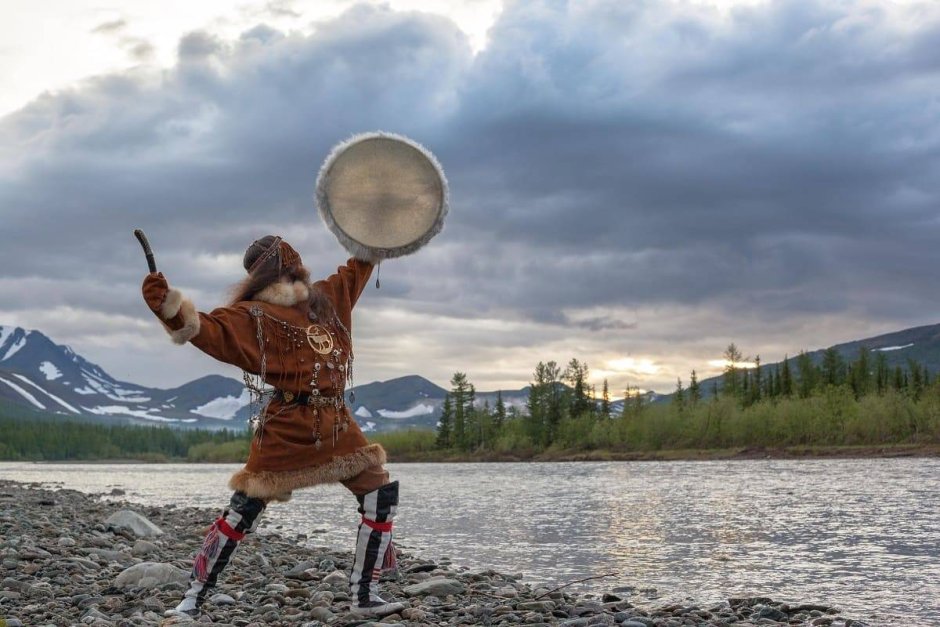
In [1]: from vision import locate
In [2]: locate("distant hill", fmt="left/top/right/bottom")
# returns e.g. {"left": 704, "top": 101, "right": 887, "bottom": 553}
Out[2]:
{"left": 680, "top": 322, "right": 940, "bottom": 400}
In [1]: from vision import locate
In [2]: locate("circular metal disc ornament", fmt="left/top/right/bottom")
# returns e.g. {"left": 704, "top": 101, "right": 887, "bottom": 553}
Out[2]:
{"left": 316, "top": 132, "right": 448, "bottom": 262}
{"left": 306, "top": 324, "right": 334, "bottom": 355}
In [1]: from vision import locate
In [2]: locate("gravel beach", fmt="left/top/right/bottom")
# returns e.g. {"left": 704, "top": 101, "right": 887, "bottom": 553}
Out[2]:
{"left": 0, "top": 480, "right": 863, "bottom": 627}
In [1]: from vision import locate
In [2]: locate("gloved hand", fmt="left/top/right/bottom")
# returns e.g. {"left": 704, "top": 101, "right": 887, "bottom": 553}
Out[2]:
{"left": 142, "top": 272, "right": 170, "bottom": 316}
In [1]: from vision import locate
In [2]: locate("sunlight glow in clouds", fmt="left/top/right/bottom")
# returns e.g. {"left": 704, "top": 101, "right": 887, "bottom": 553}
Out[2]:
{"left": 600, "top": 358, "right": 662, "bottom": 377}
{"left": 708, "top": 360, "right": 759, "bottom": 370}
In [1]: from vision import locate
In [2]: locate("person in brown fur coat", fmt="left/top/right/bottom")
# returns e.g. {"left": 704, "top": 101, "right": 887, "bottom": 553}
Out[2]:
{"left": 142, "top": 235, "right": 403, "bottom": 619}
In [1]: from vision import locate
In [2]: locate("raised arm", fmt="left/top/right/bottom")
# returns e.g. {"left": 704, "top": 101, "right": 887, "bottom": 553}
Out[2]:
{"left": 142, "top": 273, "right": 262, "bottom": 373}
{"left": 316, "top": 258, "right": 374, "bottom": 328}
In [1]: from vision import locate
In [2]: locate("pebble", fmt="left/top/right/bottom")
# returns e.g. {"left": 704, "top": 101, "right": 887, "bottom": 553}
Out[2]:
{"left": 104, "top": 509, "right": 164, "bottom": 537}
{"left": 0, "top": 479, "right": 861, "bottom": 627}
{"left": 403, "top": 576, "right": 467, "bottom": 597}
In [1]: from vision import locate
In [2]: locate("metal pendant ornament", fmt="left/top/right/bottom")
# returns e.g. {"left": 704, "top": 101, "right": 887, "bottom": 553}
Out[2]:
{"left": 306, "top": 324, "right": 334, "bottom": 355}
{"left": 316, "top": 131, "right": 449, "bottom": 263}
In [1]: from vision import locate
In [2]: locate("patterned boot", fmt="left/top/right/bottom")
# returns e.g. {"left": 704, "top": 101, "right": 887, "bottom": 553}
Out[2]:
{"left": 349, "top": 481, "right": 405, "bottom": 617}
{"left": 164, "top": 491, "right": 266, "bottom": 618}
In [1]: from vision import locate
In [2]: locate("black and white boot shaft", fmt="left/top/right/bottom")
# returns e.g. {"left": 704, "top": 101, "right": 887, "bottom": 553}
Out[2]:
{"left": 164, "top": 491, "right": 265, "bottom": 618}
{"left": 349, "top": 481, "right": 405, "bottom": 617}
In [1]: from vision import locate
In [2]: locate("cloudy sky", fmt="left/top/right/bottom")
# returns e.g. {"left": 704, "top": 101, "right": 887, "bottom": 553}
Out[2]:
{"left": 1, "top": 0, "right": 939, "bottom": 395}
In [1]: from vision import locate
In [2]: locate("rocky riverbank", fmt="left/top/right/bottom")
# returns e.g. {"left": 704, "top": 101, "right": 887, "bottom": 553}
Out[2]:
{"left": 0, "top": 480, "right": 864, "bottom": 627}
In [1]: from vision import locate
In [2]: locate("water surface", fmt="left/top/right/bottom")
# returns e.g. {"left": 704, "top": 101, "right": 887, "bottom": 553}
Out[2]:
{"left": 2, "top": 458, "right": 936, "bottom": 625}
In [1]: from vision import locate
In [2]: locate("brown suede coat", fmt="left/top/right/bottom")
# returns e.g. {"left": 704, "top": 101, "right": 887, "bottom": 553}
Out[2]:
{"left": 142, "top": 258, "right": 382, "bottom": 502}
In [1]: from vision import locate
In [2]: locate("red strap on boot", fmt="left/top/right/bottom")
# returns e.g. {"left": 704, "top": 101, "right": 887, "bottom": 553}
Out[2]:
{"left": 361, "top": 517, "right": 393, "bottom": 533}
{"left": 216, "top": 517, "right": 246, "bottom": 541}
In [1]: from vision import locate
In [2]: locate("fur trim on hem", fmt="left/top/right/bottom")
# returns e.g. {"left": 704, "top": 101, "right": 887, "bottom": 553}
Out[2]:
{"left": 255, "top": 280, "right": 310, "bottom": 307}
{"left": 228, "top": 444, "right": 387, "bottom": 502}
{"left": 164, "top": 297, "right": 200, "bottom": 345}
{"left": 160, "top": 288, "right": 183, "bottom": 319}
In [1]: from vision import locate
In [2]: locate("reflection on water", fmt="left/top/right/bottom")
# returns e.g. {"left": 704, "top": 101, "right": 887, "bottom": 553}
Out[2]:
{"left": 2, "top": 458, "right": 937, "bottom": 625}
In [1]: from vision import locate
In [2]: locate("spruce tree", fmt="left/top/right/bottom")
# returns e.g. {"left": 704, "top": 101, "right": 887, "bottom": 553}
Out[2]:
{"left": 909, "top": 359, "right": 924, "bottom": 400}
{"left": 689, "top": 370, "right": 701, "bottom": 405}
{"left": 741, "top": 370, "right": 750, "bottom": 406}
{"left": 751, "top": 356, "right": 763, "bottom": 405}
{"left": 450, "top": 372, "right": 473, "bottom": 450}
{"left": 601, "top": 379, "right": 611, "bottom": 419}
{"left": 494, "top": 391, "right": 507, "bottom": 430}
{"left": 674, "top": 378, "right": 686, "bottom": 410}
{"left": 893, "top": 366, "right": 905, "bottom": 391}
{"left": 781, "top": 356, "right": 794, "bottom": 397}
{"left": 437, "top": 394, "right": 453, "bottom": 448}
{"left": 821, "top": 347, "right": 844, "bottom": 387}
{"left": 722, "top": 343, "right": 744, "bottom": 399}
{"left": 875, "top": 352, "right": 889, "bottom": 395}
{"left": 795, "top": 351, "right": 816, "bottom": 398}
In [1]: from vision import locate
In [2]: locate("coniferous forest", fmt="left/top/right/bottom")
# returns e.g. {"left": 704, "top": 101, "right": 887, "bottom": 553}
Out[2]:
{"left": 0, "top": 415, "right": 247, "bottom": 462}
{"left": 2, "top": 344, "right": 939, "bottom": 462}
{"left": 425, "top": 346, "right": 940, "bottom": 459}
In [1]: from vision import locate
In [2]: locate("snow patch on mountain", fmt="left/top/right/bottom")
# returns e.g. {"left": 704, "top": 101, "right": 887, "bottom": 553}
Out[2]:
{"left": 2, "top": 335, "right": 28, "bottom": 361}
{"left": 355, "top": 406, "right": 373, "bottom": 418}
{"left": 377, "top": 404, "right": 435, "bottom": 419}
{"left": 82, "top": 405, "right": 177, "bottom": 422}
{"left": 877, "top": 343, "right": 914, "bottom": 352}
{"left": 191, "top": 389, "right": 251, "bottom": 420}
{"left": 80, "top": 373, "right": 150, "bottom": 403}
{"left": 0, "top": 375, "right": 46, "bottom": 410}
{"left": 361, "top": 421, "right": 377, "bottom": 432}
{"left": 0, "top": 327, "right": 14, "bottom": 352}
{"left": 39, "top": 361, "right": 62, "bottom": 380}
{"left": 10, "top": 373, "right": 79, "bottom": 414}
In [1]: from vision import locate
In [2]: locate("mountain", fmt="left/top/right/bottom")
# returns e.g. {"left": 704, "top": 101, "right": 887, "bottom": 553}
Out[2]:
{"left": 0, "top": 325, "right": 531, "bottom": 433}
{"left": 348, "top": 375, "right": 531, "bottom": 432}
{"left": 677, "top": 322, "right": 940, "bottom": 400}
{"left": 0, "top": 326, "right": 251, "bottom": 429}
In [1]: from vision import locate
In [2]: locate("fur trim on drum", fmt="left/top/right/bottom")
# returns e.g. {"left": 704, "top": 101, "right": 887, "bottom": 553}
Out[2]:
{"left": 254, "top": 279, "right": 310, "bottom": 308}
{"left": 315, "top": 131, "right": 449, "bottom": 263}
{"left": 228, "top": 443, "right": 387, "bottom": 502}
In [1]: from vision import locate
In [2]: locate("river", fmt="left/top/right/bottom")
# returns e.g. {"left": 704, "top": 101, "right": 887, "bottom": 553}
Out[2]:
{"left": 1, "top": 458, "right": 936, "bottom": 625}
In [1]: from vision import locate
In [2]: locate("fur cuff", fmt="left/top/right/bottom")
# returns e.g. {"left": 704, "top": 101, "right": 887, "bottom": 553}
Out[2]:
{"left": 228, "top": 444, "right": 386, "bottom": 502}
{"left": 163, "top": 297, "right": 201, "bottom": 345}
{"left": 255, "top": 280, "right": 310, "bottom": 307}
{"left": 160, "top": 288, "right": 183, "bottom": 319}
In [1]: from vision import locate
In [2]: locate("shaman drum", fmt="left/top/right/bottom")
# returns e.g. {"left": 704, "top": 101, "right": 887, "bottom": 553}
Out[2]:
{"left": 315, "top": 132, "right": 448, "bottom": 262}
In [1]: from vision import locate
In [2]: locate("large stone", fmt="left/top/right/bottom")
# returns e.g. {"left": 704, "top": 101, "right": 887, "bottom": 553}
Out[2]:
{"left": 131, "top": 540, "right": 159, "bottom": 557}
{"left": 309, "top": 606, "right": 336, "bottom": 623}
{"left": 322, "top": 570, "right": 347, "bottom": 586}
{"left": 105, "top": 510, "right": 163, "bottom": 538}
{"left": 403, "top": 577, "right": 466, "bottom": 597}
{"left": 286, "top": 560, "right": 319, "bottom": 580}
{"left": 114, "top": 562, "right": 187, "bottom": 589}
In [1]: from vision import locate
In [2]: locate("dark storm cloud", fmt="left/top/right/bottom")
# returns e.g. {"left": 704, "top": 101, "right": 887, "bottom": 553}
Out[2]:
{"left": 2, "top": 0, "right": 940, "bottom": 335}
